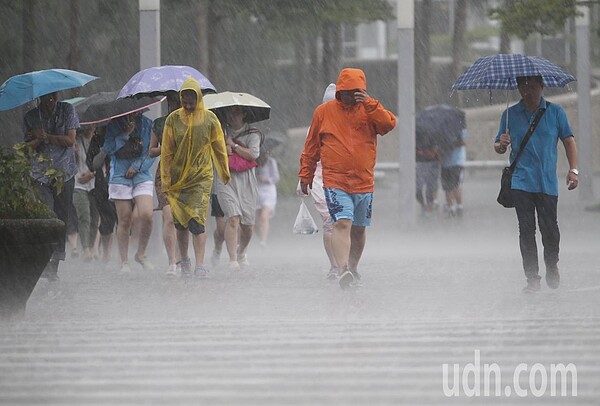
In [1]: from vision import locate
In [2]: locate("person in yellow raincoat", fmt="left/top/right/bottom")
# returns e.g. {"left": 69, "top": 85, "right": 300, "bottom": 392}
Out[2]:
{"left": 161, "top": 77, "right": 230, "bottom": 278}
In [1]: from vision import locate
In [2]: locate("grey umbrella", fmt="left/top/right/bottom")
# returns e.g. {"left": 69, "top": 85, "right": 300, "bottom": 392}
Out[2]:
{"left": 70, "top": 91, "right": 163, "bottom": 126}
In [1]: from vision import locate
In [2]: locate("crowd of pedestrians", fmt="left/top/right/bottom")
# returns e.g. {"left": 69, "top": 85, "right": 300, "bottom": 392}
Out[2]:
{"left": 22, "top": 66, "right": 578, "bottom": 293}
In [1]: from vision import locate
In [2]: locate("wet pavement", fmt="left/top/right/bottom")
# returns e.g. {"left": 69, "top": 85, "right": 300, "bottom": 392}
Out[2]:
{"left": 1, "top": 171, "right": 599, "bottom": 405}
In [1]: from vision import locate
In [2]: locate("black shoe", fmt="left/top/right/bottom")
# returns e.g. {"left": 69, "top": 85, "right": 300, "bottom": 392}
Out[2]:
{"left": 522, "top": 277, "right": 541, "bottom": 293}
{"left": 546, "top": 268, "right": 560, "bottom": 289}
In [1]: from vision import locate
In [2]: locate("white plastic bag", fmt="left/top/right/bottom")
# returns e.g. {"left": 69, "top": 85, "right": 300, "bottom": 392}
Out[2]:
{"left": 293, "top": 199, "right": 319, "bottom": 235}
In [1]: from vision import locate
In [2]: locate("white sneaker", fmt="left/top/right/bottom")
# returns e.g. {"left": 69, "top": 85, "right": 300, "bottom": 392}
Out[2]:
{"left": 195, "top": 265, "right": 210, "bottom": 279}
{"left": 327, "top": 267, "right": 340, "bottom": 280}
{"left": 120, "top": 262, "right": 131, "bottom": 273}
{"left": 238, "top": 254, "right": 250, "bottom": 268}
{"left": 165, "top": 264, "right": 177, "bottom": 277}
{"left": 135, "top": 254, "right": 155, "bottom": 271}
{"left": 228, "top": 261, "right": 241, "bottom": 271}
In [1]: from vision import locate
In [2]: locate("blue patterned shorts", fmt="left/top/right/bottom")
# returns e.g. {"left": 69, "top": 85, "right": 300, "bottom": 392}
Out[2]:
{"left": 323, "top": 188, "right": 373, "bottom": 227}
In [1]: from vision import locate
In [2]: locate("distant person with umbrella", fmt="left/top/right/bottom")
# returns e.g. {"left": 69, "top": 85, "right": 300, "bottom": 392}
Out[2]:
{"left": 160, "top": 77, "right": 230, "bottom": 278}
{"left": 434, "top": 105, "right": 467, "bottom": 218}
{"left": 103, "top": 111, "right": 156, "bottom": 273}
{"left": 415, "top": 109, "right": 442, "bottom": 216}
{"left": 23, "top": 91, "right": 80, "bottom": 280}
{"left": 495, "top": 75, "right": 578, "bottom": 293}
{"left": 299, "top": 68, "right": 397, "bottom": 289}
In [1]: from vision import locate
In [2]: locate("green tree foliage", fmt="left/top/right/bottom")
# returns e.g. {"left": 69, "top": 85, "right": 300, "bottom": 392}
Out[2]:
{"left": 241, "top": 0, "right": 393, "bottom": 38}
{"left": 488, "top": 0, "right": 580, "bottom": 39}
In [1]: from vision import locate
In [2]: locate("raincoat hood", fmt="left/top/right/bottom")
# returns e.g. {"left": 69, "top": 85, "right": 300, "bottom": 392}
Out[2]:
{"left": 179, "top": 77, "right": 205, "bottom": 114}
{"left": 322, "top": 83, "right": 336, "bottom": 103}
{"left": 335, "top": 68, "right": 366, "bottom": 99}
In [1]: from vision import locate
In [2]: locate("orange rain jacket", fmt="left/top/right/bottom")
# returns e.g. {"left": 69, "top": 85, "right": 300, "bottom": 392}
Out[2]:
{"left": 299, "top": 68, "right": 397, "bottom": 194}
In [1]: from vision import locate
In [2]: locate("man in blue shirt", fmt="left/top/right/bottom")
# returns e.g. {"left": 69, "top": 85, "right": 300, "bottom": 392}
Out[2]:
{"left": 24, "top": 91, "right": 79, "bottom": 281}
{"left": 495, "top": 75, "right": 578, "bottom": 293}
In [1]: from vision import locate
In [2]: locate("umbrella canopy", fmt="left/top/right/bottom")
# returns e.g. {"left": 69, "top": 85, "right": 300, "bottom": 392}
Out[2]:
{"left": 0, "top": 68, "right": 98, "bottom": 111}
{"left": 203, "top": 91, "right": 271, "bottom": 124}
{"left": 451, "top": 54, "right": 576, "bottom": 90}
{"left": 416, "top": 104, "right": 465, "bottom": 151}
{"left": 69, "top": 91, "right": 163, "bottom": 126}
{"left": 118, "top": 65, "right": 216, "bottom": 98}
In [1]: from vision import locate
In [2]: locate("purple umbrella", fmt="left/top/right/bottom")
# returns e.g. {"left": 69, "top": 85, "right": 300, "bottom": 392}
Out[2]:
{"left": 118, "top": 65, "right": 216, "bottom": 98}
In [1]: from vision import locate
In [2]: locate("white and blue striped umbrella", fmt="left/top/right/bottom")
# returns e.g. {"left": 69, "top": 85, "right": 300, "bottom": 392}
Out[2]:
{"left": 451, "top": 54, "right": 576, "bottom": 90}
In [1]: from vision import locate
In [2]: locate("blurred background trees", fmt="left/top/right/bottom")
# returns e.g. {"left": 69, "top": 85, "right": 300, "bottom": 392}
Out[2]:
{"left": 1, "top": 0, "right": 599, "bottom": 146}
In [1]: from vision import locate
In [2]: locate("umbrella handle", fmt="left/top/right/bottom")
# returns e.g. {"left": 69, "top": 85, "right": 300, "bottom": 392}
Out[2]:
{"left": 505, "top": 88, "right": 509, "bottom": 132}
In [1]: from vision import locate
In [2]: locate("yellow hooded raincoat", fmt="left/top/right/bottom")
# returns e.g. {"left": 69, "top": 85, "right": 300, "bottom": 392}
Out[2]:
{"left": 161, "top": 77, "right": 230, "bottom": 228}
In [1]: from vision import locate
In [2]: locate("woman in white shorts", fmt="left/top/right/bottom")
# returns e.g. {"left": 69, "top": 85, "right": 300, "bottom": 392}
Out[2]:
{"left": 103, "top": 112, "right": 156, "bottom": 272}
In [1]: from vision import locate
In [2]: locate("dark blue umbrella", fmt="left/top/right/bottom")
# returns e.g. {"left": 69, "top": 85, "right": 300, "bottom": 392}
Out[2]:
{"left": 451, "top": 54, "right": 576, "bottom": 90}
{"left": 0, "top": 68, "right": 98, "bottom": 111}
{"left": 451, "top": 54, "right": 575, "bottom": 129}
{"left": 416, "top": 104, "right": 465, "bottom": 151}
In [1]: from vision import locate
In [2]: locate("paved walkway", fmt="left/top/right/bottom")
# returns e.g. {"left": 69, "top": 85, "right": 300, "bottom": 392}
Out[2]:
{"left": 1, "top": 172, "right": 599, "bottom": 404}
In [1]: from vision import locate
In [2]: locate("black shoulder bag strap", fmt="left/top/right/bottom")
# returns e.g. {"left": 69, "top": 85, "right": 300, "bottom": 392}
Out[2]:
{"left": 508, "top": 102, "right": 550, "bottom": 173}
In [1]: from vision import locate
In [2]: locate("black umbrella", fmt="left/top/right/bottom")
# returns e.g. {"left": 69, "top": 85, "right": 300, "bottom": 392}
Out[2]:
{"left": 416, "top": 104, "right": 465, "bottom": 151}
{"left": 72, "top": 91, "right": 163, "bottom": 126}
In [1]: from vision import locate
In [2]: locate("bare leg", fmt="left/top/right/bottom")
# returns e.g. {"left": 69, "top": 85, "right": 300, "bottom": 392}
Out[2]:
{"left": 348, "top": 226, "right": 366, "bottom": 272}
{"left": 224, "top": 215, "right": 241, "bottom": 262}
{"left": 176, "top": 228, "right": 190, "bottom": 261}
{"left": 114, "top": 199, "right": 134, "bottom": 264}
{"left": 133, "top": 195, "right": 154, "bottom": 258}
{"left": 213, "top": 216, "right": 225, "bottom": 253}
{"left": 255, "top": 208, "right": 271, "bottom": 244}
{"left": 323, "top": 230, "right": 338, "bottom": 269}
{"left": 100, "top": 233, "right": 113, "bottom": 263}
{"left": 238, "top": 223, "right": 253, "bottom": 257}
{"left": 92, "top": 230, "right": 100, "bottom": 259}
{"left": 68, "top": 232, "right": 79, "bottom": 257}
{"left": 192, "top": 232, "right": 208, "bottom": 268}
{"left": 162, "top": 205, "right": 178, "bottom": 266}
{"left": 331, "top": 219, "right": 352, "bottom": 270}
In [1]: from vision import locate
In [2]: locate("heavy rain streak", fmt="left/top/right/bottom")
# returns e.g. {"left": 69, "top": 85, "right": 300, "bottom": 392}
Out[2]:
{"left": 0, "top": 1, "right": 599, "bottom": 404}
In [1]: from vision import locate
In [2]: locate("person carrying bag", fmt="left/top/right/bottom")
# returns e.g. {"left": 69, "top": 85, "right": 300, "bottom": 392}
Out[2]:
{"left": 497, "top": 103, "right": 549, "bottom": 208}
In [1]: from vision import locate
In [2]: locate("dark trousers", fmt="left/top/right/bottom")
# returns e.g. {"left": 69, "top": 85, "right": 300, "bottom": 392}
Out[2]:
{"left": 36, "top": 177, "right": 75, "bottom": 261}
{"left": 512, "top": 190, "right": 560, "bottom": 281}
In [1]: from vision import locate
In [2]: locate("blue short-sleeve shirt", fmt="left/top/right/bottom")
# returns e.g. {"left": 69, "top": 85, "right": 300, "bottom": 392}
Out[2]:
{"left": 495, "top": 98, "right": 573, "bottom": 196}
{"left": 23, "top": 101, "right": 79, "bottom": 184}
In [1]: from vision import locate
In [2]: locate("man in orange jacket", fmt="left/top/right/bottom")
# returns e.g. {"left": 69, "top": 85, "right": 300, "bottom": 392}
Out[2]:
{"left": 299, "top": 68, "right": 397, "bottom": 289}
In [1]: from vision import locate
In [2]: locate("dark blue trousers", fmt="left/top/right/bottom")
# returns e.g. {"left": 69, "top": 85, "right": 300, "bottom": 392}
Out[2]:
{"left": 36, "top": 177, "right": 75, "bottom": 261}
{"left": 512, "top": 190, "right": 560, "bottom": 281}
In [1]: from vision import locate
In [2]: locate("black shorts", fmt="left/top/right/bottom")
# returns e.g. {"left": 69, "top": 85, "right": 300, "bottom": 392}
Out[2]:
{"left": 210, "top": 194, "right": 224, "bottom": 218}
{"left": 441, "top": 166, "right": 464, "bottom": 191}
{"left": 174, "top": 218, "right": 205, "bottom": 235}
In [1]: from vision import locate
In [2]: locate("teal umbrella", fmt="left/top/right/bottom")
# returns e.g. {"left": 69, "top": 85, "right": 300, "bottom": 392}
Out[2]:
{"left": 0, "top": 68, "right": 98, "bottom": 111}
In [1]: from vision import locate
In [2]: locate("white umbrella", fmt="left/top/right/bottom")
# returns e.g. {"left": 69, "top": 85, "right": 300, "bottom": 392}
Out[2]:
{"left": 203, "top": 91, "right": 270, "bottom": 123}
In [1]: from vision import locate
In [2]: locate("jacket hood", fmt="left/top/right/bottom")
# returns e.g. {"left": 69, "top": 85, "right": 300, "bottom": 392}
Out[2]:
{"left": 335, "top": 68, "right": 366, "bottom": 98}
{"left": 322, "top": 83, "right": 336, "bottom": 103}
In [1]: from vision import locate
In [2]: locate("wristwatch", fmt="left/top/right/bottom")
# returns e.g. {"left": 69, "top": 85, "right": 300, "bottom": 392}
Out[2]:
{"left": 233, "top": 144, "right": 239, "bottom": 151}
{"left": 569, "top": 168, "right": 579, "bottom": 176}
